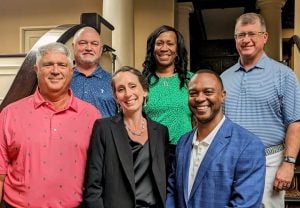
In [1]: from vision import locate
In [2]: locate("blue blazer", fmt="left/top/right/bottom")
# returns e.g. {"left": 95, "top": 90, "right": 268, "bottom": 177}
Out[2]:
{"left": 166, "top": 118, "right": 266, "bottom": 208}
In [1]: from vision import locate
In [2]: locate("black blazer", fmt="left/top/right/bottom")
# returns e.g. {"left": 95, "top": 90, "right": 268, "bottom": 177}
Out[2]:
{"left": 83, "top": 113, "right": 169, "bottom": 208}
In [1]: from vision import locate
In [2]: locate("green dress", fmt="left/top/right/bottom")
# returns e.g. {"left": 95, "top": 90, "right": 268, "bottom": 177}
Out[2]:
{"left": 144, "top": 72, "right": 193, "bottom": 144}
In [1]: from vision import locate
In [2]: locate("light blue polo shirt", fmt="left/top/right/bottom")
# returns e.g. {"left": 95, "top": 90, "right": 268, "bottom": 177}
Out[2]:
{"left": 221, "top": 53, "right": 300, "bottom": 147}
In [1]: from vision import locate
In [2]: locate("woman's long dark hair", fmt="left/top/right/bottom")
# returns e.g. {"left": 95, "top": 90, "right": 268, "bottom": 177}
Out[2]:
{"left": 142, "top": 25, "right": 189, "bottom": 89}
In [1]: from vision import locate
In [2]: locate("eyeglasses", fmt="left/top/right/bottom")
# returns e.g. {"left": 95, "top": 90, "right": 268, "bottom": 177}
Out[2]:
{"left": 234, "top": 31, "right": 265, "bottom": 40}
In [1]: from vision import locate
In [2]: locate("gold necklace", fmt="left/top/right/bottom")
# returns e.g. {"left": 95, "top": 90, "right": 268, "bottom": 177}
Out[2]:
{"left": 124, "top": 119, "right": 145, "bottom": 136}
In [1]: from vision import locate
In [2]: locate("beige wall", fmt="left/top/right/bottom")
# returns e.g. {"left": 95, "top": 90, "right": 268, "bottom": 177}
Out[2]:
{"left": 134, "top": 0, "right": 175, "bottom": 69}
{"left": 0, "top": 0, "right": 102, "bottom": 53}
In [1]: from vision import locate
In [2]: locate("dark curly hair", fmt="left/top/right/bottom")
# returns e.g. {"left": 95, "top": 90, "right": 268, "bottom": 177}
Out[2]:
{"left": 142, "top": 25, "right": 189, "bottom": 89}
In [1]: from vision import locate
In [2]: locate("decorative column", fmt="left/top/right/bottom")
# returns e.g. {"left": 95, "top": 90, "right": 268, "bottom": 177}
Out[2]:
{"left": 256, "top": 0, "right": 287, "bottom": 61}
{"left": 176, "top": 2, "right": 194, "bottom": 70}
{"left": 293, "top": 0, "right": 300, "bottom": 79}
{"left": 103, "top": 0, "right": 134, "bottom": 71}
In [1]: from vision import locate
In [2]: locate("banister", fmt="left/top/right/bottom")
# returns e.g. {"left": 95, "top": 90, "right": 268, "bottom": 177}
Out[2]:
{"left": 0, "top": 13, "right": 114, "bottom": 111}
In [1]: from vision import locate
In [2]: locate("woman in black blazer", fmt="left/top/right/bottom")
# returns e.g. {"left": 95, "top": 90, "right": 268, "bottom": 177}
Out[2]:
{"left": 83, "top": 66, "right": 169, "bottom": 208}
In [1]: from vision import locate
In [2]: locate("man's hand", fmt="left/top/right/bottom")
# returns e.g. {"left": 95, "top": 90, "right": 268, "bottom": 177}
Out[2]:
{"left": 273, "top": 162, "right": 295, "bottom": 191}
{"left": 0, "top": 174, "right": 6, "bottom": 202}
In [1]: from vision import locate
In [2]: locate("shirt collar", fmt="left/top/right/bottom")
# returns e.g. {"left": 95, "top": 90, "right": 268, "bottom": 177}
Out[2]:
{"left": 33, "top": 88, "right": 78, "bottom": 112}
{"left": 73, "top": 65, "right": 104, "bottom": 79}
{"left": 235, "top": 52, "right": 267, "bottom": 72}
{"left": 192, "top": 116, "right": 226, "bottom": 146}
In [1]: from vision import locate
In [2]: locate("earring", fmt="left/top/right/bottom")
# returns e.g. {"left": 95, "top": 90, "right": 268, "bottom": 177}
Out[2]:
{"left": 143, "top": 96, "right": 148, "bottom": 108}
{"left": 117, "top": 103, "right": 122, "bottom": 113}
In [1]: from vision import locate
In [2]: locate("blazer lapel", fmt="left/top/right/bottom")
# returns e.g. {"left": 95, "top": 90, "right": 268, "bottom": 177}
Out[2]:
{"left": 149, "top": 120, "right": 158, "bottom": 161}
{"left": 182, "top": 130, "right": 195, "bottom": 205}
{"left": 189, "top": 119, "right": 231, "bottom": 199}
{"left": 111, "top": 115, "right": 135, "bottom": 193}
{"left": 148, "top": 120, "right": 163, "bottom": 199}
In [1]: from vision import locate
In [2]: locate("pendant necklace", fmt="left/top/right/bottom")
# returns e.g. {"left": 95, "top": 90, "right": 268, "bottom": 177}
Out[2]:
{"left": 125, "top": 119, "right": 145, "bottom": 136}
{"left": 162, "top": 79, "right": 169, "bottom": 87}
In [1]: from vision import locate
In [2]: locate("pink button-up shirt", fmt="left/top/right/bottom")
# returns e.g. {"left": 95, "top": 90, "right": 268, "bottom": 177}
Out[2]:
{"left": 0, "top": 90, "right": 101, "bottom": 207}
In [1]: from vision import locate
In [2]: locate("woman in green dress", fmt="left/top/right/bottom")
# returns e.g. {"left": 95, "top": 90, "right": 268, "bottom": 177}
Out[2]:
{"left": 142, "top": 25, "right": 193, "bottom": 173}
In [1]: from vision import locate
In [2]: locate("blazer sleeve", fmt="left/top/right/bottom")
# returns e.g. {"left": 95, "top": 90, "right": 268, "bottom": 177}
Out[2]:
{"left": 83, "top": 120, "right": 105, "bottom": 208}
{"left": 164, "top": 126, "right": 170, "bottom": 178}
{"left": 229, "top": 138, "right": 266, "bottom": 207}
{"left": 166, "top": 134, "right": 181, "bottom": 208}
{"left": 166, "top": 154, "right": 177, "bottom": 208}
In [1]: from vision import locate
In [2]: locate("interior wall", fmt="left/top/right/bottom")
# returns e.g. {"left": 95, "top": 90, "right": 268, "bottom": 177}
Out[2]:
{"left": 0, "top": 0, "right": 102, "bottom": 53}
{"left": 134, "top": 0, "right": 175, "bottom": 70}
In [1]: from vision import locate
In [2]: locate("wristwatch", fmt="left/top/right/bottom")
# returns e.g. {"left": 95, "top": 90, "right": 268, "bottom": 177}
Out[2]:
{"left": 283, "top": 156, "right": 296, "bottom": 164}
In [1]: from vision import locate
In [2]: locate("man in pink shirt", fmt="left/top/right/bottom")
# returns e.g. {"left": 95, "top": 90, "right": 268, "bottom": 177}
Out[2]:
{"left": 0, "top": 42, "right": 101, "bottom": 207}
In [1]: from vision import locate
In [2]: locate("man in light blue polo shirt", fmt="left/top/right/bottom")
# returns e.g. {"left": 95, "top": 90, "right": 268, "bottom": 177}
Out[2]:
{"left": 221, "top": 13, "right": 300, "bottom": 208}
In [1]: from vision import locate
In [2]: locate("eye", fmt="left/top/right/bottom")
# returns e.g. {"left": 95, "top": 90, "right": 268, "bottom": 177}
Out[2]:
{"left": 42, "top": 63, "right": 53, "bottom": 67}
{"left": 78, "top": 41, "right": 88, "bottom": 45}
{"left": 204, "top": 90, "right": 214, "bottom": 96}
{"left": 91, "top": 41, "right": 99, "bottom": 46}
{"left": 58, "top": 63, "right": 68, "bottom": 68}
{"left": 129, "top": 84, "right": 136, "bottom": 89}
{"left": 155, "top": 41, "right": 163, "bottom": 47}
{"left": 247, "top": 32, "right": 256, "bottom": 37}
{"left": 167, "top": 42, "right": 175, "bottom": 47}
{"left": 237, "top": 33, "right": 246, "bottom": 39}
{"left": 189, "top": 91, "right": 197, "bottom": 97}
{"left": 117, "top": 87, "right": 125, "bottom": 92}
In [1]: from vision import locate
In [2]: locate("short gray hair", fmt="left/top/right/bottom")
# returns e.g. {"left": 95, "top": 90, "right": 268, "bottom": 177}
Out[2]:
{"left": 235, "top": 13, "right": 267, "bottom": 33}
{"left": 36, "top": 42, "right": 73, "bottom": 67}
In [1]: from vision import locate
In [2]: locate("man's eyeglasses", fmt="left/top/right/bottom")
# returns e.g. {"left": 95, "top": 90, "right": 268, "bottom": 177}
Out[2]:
{"left": 234, "top": 31, "right": 265, "bottom": 40}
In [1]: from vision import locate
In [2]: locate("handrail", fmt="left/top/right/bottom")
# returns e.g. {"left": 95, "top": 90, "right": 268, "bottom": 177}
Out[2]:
{"left": 289, "top": 35, "right": 300, "bottom": 51}
{"left": 0, "top": 24, "right": 86, "bottom": 111}
{"left": 0, "top": 13, "right": 115, "bottom": 111}
{"left": 0, "top": 53, "right": 26, "bottom": 58}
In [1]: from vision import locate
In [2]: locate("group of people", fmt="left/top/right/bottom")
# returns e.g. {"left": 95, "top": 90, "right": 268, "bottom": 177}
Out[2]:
{"left": 0, "top": 12, "right": 299, "bottom": 208}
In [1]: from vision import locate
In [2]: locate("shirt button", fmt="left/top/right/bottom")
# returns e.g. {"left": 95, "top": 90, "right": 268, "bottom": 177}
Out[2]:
{"left": 53, "top": 128, "right": 57, "bottom": 132}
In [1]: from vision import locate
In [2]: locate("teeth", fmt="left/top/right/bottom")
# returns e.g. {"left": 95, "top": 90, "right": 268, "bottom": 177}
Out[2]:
{"left": 196, "top": 106, "right": 208, "bottom": 110}
{"left": 125, "top": 99, "right": 135, "bottom": 104}
{"left": 159, "top": 55, "right": 170, "bottom": 58}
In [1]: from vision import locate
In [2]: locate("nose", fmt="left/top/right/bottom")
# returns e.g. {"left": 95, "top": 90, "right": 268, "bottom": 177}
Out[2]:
{"left": 195, "top": 93, "right": 206, "bottom": 102}
{"left": 51, "top": 64, "right": 60, "bottom": 74}
{"left": 85, "top": 43, "right": 92, "bottom": 51}
{"left": 160, "top": 43, "right": 169, "bottom": 51}
{"left": 124, "top": 89, "right": 133, "bottom": 97}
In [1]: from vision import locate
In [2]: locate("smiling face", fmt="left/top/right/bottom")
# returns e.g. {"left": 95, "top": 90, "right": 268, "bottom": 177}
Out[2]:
{"left": 72, "top": 27, "right": 103, "bottom": 69}
{"left": 188, "top": 72, "right": 226, "bottom": 126}
{"left": 154, "top": 31, "right": 177, "bottom": 70}
{"left": 113, "top": 71, "right": 148, "bottom": 114}
{"left": 35, "top": 51, "right": 73, "bottom": 99}
{"left": 235, "top": 21, "right": 268, "bottom": 63}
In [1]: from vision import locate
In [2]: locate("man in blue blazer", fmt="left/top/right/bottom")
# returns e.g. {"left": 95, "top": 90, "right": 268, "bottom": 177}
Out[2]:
{"left": 166, "top": 70, "right": 266, "bottom": 208}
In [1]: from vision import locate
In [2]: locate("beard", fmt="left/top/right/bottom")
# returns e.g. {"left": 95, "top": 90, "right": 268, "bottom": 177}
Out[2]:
{"left": 76, "top": 55, "right": 100, "bottom": 67}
